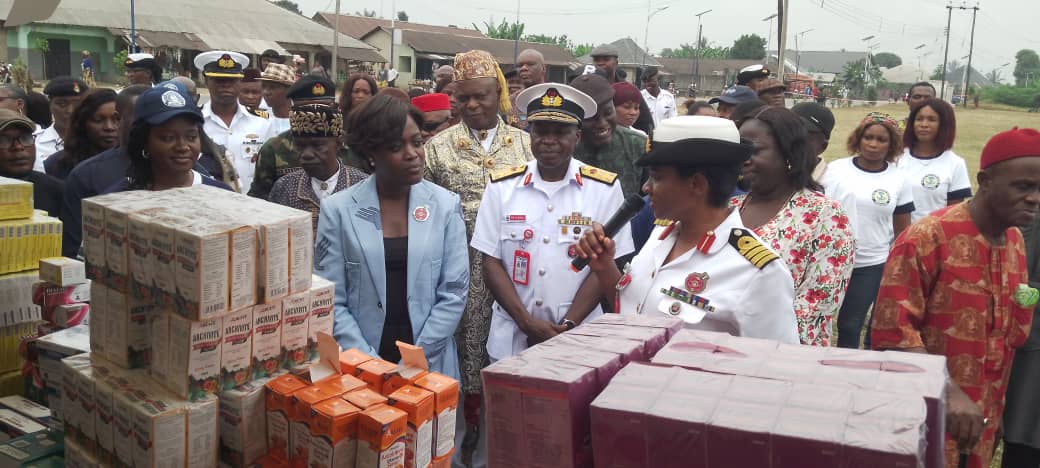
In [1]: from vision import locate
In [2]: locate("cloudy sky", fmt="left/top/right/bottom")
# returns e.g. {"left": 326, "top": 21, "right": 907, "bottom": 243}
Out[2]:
{"left": 296, "top": 0, "right": 1037, "bottom": 81}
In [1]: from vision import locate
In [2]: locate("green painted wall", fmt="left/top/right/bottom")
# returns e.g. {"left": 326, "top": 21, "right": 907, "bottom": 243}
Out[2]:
{"left": 7, "top": 24, "right": 118, "bottom": 83}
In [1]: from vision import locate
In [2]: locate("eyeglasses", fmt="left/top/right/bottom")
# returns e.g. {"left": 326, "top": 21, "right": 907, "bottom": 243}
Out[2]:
{"left": 0, "top": 134, "right": 33, "bottom": 149}
{"left": 422, "top": 118, "right": 450, "bottom": 132}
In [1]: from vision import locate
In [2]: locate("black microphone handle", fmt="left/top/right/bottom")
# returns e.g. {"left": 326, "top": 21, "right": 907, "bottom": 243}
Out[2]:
{"left": 570, "top": 194, "right": 645, "bottom": 271}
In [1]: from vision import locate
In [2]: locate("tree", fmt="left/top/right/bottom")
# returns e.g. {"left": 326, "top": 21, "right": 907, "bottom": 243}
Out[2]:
{"left": 873, "top": 52, "right": 902, "bottom": 68}
{"left": 397, "top": 11, "right": 408, "bottom": 21}
{"left": 987, "top": 68, "right": 1005, "bottom": 85}
{"left": 474, "top": 17, "right": 524, "bottom": 40}
{"left": 354, "top": 9, "right": 377, "bottom": 17}
{"left": 841, "top": 58, "right": 883, "bottom": 96}
{"left": 659, "top": 42, "right": 730, "bottom": 60}
{"left": 572, "top": 43, "right": 594, "bottom": 58}
{"left": 524, "top": 34, "right": 573, "bottom": 51}
{"left": 1013, "top": 49, "right": 1040, "bottom": 86}
{"left": 271, "top": 0, "right": 302, "bottom": 15}
{"left": 730, "top": 34, "right": 766, "bottom": 60}
{"left": 930, "top": 60, "right": 962, "bottom": 81}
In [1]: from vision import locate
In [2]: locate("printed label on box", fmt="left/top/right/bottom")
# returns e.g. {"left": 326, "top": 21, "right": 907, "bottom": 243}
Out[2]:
{"left": 167, "top": 314, "right": 222, "bottom": 401}
{"left": 310, "top": 435, "right": 357, "bottom": 468}
{"left": 266, "top": 410, "right": 290, "bottom": 462}
{"left": 221, "top": 308, "right": 253, "bottom": 391}
{"left": 281, "top": 292, "right": 310, "bottom": 369}
{"left": 357, "top": 440, "right": 406, "bottom": 468}
{"left": 252, "top": 301, "right": 282, "bottom": 379}
{"left": 308, "top": 277, "right": 335, "bottom": 361}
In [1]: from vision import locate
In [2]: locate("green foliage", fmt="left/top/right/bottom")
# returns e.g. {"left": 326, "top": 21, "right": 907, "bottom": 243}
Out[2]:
{"left": 930, "top": 60, "right": 962, "bottom": 81}
{"left": 271, "top": 0, "right": 302, "bottom": 15}
{"left": 113, "top": 50, "right": 128, "bottom": 77}
{"left": 865, "top": 86, "right": 878, "bottom": 101}
{"left": 397, "top": 11, "right": 408, "bottom": 21}
{"left": 32, "top": 38, "right": 49, "bottom": 54}
{"left": 524, "top": 34, "right": 572, "bottom": 50}
{"left": 842, "top": 58, "right": 883, "bottom": 97}
{"left": 981, "top": 82, "right": 1040, "bottom": 107}
{"left": 475, "top": 18, "right": 524, "bottom": 40}
{"left": 730, "top": 34, "right": 766, "bottom": 60}
{"left": 1013, "top": 49, "right": 1040, "bottom": 86}
{"left": 872, "top": 52, "right": 902, "bottom": 68}
{"left": 986, "top": 68, "right": 1005, "bottom": 85}
{"left": 572, "top": 43, "right": 594, "bottom": 58}
{"left": 659, "top": 42, "right": 730, "bottom": 60}
{"left": 355, "top": 9, "right": 377, "bottom": 17}
{"left": 11, "top": 57, "right": 31, "bottom": 91}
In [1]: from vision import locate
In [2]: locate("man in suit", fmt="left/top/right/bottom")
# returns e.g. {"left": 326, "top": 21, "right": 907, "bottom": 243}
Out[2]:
{"left": 0, "top": 109, "right": 62, "bottom": 217}
{"left": 268, "top": 102, "right": 366, "bottom": 235}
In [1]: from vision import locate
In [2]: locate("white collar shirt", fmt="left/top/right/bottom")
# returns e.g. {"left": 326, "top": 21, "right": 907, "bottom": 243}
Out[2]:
{"left": 471, "top": 158, "right": 635, "bottom": 360}
{"left": 617, "top": 208, "right": 799, "bottom": 344}
{"left": 471, "top": 126, "right": 498, "bottom": 153}
{"left": 31, "top": 124, "right": 46, "bottom": 172}
{"left": 310, "top": 169, "right": 340, "bottom": 200}
{"left": 202, "top": 101, "right": 273, "bottom": 194}
{"left": 35, "top": 125, "right": 62, "bottom": 171}
{"left": 641, "top": 88, "right": 677, "bottom": 127}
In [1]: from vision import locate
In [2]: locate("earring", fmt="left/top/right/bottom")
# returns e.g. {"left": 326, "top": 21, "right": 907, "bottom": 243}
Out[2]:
{"left": 786, "top": 162, "right": 792, "bottom": 172}
{"left": 368, "top": 158, "right": 375, "bottom": 168}
{"left": 142, "top": 150, "right": 150, "bottom": 159}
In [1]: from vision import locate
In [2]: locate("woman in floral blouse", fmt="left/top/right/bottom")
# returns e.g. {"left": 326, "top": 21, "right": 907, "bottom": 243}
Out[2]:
{"left": 731, "top": 108, "right": 855, "bottom": 346}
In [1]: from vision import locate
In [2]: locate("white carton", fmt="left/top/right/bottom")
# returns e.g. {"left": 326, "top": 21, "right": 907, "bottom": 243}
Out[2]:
{"left": 173, "top": 220, "right": 231, "bottom": 321}
{"left": 105, "top": 200, "right": 169, "bottom": 293}
{"left": 148, "top": 212, "right": 189, "bottom": 305}
{"left": 257, "top": 219, "right": 290, "bottom": 303}
{"left": 251, "top": 301, "right": 282, "bottom": 379}
{"left": 88, "top": 281, "right": 107, "bottom": 357}
{"left": 220, "top": 308, "right": 253, "bottom": 391}
{"left": 92, "top": 372, "right": 119, "bottom": 465}
{"left": 149, "top": 311, "right": 171, "bottom": 384}
{"left": 104, "top": 288, "right": 158, "bottom": 369}
{"left": 166, "top": 313, "right": 223, "bottom": 401}
{"left": 38, "top": 256, "right": 86, "bottom": 286}
{"left": 281, "top": 291, "right": 310, "bottom": 369}
{"left": 307, "top": 276, "right": 335, "bottom": 361}
{"left": 218, "top": 378, "right": 269, "bottom": 467}
{"left": 81, "top": 192, "right": 146, "bottom": 280}
{"left": 287, "top": 213, "right": 313, "bottom": 294}
{"left": 229, "top": 226, "right": 258, "bottom": 312}
{"left": 110, "top": 381, "right": 136, "bottom": 466}
{"left": 60, "top": 354, "right": 92, "bottom": 452}
{"left": 122, "top": 385, "right": 220, "bottom": 468}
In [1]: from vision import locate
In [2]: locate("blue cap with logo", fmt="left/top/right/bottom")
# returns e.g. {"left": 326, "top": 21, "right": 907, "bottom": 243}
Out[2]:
{"left": 133, "top": 84, "right": 202, "bottom": 126}
{"left": 708, "top": 85, "right": 760, "bottom": 105}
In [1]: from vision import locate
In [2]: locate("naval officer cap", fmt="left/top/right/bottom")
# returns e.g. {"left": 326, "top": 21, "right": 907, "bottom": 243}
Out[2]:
{"left": 515, "top": 83, "right": 597, "bottom": 126}
{"left": 43, "top": 76, "right": 89, "bottom": 97}
{"left": 286, "top": 74, "right": 336, "bottom": 102}
{"left": 194, "top": 51, "right": 249, "bottom": 79}
{"left": 638, "top": 116, "right": 753, "bottom": 167}
{"left": 737, "top": 64, "right": 770, "bottom": 85}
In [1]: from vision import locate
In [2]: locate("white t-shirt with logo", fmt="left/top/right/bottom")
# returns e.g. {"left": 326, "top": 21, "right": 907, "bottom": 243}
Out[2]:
{"left": 896, "top": 149, "right": 972, "bottom": 223}
{"left": 821, "top": 157, "right": 915, "bottom": 268}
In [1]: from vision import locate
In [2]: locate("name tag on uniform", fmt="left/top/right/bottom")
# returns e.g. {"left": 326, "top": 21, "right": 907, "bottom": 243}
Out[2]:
{"left": 512, "top": 250, "right": 530, "bottom": 285}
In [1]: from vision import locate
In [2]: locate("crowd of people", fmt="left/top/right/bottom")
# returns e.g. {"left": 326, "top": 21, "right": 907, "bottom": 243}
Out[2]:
{"left": 3, "top": 42, "right": 1039, "bottom": 468}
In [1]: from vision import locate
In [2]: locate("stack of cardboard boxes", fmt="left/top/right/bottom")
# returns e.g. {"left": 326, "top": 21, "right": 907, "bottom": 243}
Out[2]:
{"left": 60, "top": 185, "right": 331, "bottom": 467}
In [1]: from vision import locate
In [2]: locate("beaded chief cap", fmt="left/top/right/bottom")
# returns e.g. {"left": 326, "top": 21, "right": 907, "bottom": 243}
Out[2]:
{"left": 290, "top": 103, "right": 343, "bottom": 138}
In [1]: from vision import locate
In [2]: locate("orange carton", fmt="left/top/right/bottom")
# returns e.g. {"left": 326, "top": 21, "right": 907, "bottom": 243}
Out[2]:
{"left": 315, "top": 373, "right": 367, "bottom": 396}
{"left": 385, "top": 341, "right": 431, "bottom": 396}
{"left": 357, "top": 359, "right": 399, "bottom": 393}
{"left": 343, "top": 388, "right": 389, "bottom": 410}
{"left": 308, "top": 398, "right": 361, "bottom": 468}
{"left": 415, "top": 373, "right": 460, "bottom": 459}
{"left": 264, "top": 374, "right": 309, "bottom": 462}
{"left": 432, "top": 450, "right": 454, "bottom": 468}
{"left": 290, "top": 385, "right": 343, "bottom": 467}
{"left": 339, "top": 348, "right": 373, "bottom": 375}
{"left": 357, "top": 404, "right": 408, "bottom": 468}
{"left": 388, "top": 385, "right": 435, "bottom": 468}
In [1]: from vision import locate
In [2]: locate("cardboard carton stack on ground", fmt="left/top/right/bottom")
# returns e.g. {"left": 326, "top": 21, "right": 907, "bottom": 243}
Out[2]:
{"left": 629, "top": 329, "right": 947, "bottom": 468}
{"left": 70, "top": 186, "right": 332, "bottom": 467}
{"left": 481, "top": 314, "right": 683, "bottom": 468}
{"left": 260, "top": 335, "right": 459, "bottom": 468}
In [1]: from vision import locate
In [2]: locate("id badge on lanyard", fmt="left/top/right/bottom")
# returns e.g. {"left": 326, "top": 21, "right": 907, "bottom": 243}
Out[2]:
{"left": 512, "top": 250, "right": 531, "bottom": 285}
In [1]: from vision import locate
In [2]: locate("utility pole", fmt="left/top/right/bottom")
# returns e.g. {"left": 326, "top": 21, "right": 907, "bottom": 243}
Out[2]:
{"left": 693, "top": 9, "right": 711, "bottom": 91}
{"left": 795, "top": 29, "right": 812, "bottom": 79}
{"left": 777, "top": 0, "right": 789, "bottom": 79}
{"left": 940, "top": 3, "right": 953, "bottom": 99}
{"left": 513, "top": 0, "right": 521, "bottom": 64}
{"left": 763, "top": 13, "right": 778, "bottom": 63}
{"left": 331, "top": 0, "right": 340, "bottom": 82}
{"left": 962, "top": 4, "right": 979, "bottom": 107}
{"left": 130, "top": 0, "right": 137, "bottom": 52}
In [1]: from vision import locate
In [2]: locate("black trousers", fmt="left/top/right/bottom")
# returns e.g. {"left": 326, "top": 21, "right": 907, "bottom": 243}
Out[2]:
{"left": 1004, "top": 441, "right": 1040, "bottom": 468}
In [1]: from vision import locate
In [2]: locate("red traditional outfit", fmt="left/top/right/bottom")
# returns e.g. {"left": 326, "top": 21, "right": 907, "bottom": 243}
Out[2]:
{"left": 871, "top": 202, "right": 1033, "bottom": 468}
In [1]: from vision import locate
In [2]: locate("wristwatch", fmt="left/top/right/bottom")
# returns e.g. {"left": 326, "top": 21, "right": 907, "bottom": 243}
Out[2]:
{"left": 559, "top": 318, "right": 577, "bottom": 331}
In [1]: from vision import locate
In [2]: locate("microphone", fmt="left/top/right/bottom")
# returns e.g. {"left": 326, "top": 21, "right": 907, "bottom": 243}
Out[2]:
{"left": 570, "top": 194, "right": 646, "bottom": 272}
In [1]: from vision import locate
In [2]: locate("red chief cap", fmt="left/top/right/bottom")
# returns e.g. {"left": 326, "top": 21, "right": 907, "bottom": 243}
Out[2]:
{"left": 411, "top": 93, "right": 451, "bottom": 112}
{"left": 980, "top": 127, "right": 1040, "bottom": 169}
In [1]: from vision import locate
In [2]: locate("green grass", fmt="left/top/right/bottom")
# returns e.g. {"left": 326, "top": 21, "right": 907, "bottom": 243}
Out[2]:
{"left": 822, "top": 103, "right": 1040, "bottom": 182}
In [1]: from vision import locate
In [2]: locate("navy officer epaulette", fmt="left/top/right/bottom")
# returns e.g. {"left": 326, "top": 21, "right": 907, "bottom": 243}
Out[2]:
{"left": 653, "top": 218, "right": 673, "bottom": 226}
{"left": 248, "top": 108, "right": 270, "bottom": 119}
{"left": 579, "top": 165, "right": 618, "bottom": 185}
{"left": 489, "top": 164, "right": 528, "bottom": 182}
{"left": 727, "top": 228, "right": 780, "bottom": 269}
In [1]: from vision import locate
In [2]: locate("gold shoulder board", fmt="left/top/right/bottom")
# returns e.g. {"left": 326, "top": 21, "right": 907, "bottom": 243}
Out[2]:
{"left": 579, "top": 165, "right": 618, "bottom": 185}
{"left": 489, "top": 164, "right": 527, "bottom": 182}
{"left": 653, "top": 218, "right": 673, "bottom": 226}
{"left": 727, "top": 228, "right": 779, "bottom": 269}
{"left": 251, "top": 108, "right": 270, "bottom": 119}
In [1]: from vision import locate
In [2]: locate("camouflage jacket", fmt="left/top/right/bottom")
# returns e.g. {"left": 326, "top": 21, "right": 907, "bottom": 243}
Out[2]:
{"left": 573, "top": 126, "right": 649, "bottom": 199}
{"left": 248, "top": 130, "right": 370, "bottom": 200}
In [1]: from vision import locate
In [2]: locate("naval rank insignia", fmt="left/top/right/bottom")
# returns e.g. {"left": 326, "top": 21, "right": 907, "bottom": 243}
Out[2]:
{"left": 727, "top": 228, "right": 780, "bottom": 269}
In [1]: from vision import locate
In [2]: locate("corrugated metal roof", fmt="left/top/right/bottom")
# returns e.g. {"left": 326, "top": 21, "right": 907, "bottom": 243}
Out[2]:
{"left": 323, "top": 45, "right": 388, "bottom": 63}
{"left": 400, "top": 30, "right": 575, "bottom": 67}
{"left": 313, "top": 12, "right": 484, "bottom": 40}
{"left": 578, "top": 38, "right": 661, "bottom": 67}
{"left": 0, "top": 0, "right": 375, "bottom": 53}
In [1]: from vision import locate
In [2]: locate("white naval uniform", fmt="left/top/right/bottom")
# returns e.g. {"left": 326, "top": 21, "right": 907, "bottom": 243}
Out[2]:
{"left": 471, "top": 158, "right": 635, "bottom": 361}
{"left": 35, "top": 125, "right": 62, "bottom": 172}
{"left": 616, "top": 208, "right": 799, "bottom": 344}
{"left": 201, "top": 101, "right": 273, "bottom": 194}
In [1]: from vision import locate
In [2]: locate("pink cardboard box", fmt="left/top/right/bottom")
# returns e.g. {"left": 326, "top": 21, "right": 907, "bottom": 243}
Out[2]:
{"left": 771, "top": 407, "right": 846, "bottom": 468}
{"left": 706, "top": 399, "right": 779, "bottom": 468}
{"left": 521, "top": 342, "right": 624, "bottom": 390}
{"left": 586, "top": 314, "right": 684, "bottom": 339}
{"left": 566, "top": 324, "right": 669, "bottom": 360}
{"left": 545, "top": 333, "right": 643, "bottom": 365}
{"left": 843, "top": 391, "right": 927, "bottom": 468}
{"left": 589, "top": 381, "right": 658, "bottom": 468}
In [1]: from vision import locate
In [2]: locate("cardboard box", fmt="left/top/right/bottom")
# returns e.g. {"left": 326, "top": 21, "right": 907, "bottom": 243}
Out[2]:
{"left": 0, "top": 271, "right": 41, "bottom": 328}
{"left": 356, "top": 359, "right": 398, "bottom": 394}
{"left": 0, "top": 430, "right": 64, "bottom": 467}
{"left": 281, "top": 291, "right": 310, "bottom": 369}
{"left": 388, "top": 386, "right": 434, "bottom": 468}
{"left": 31, "top": 281, "right": 90, "bottom": 309}
{"left": 308, "top": 398, "right": 360, "bottom": 468}
{"left": 287, "top": 214, "right": 313, "bottom": 294}
{"left": 0, "top": 176, "right": 32, "bottom": 221}
{"left": 103, "top": 287, "right": 158, "bottom": 369}
{"left": 220, "top": 308, "right": 253, "bottom": 391}
{"left": 315, "top": 374, "right": 367, "bottom": 397}
{"left": 64, "top": 437, "right": 98, "bottom": 468}
{"left": 90, "top": 372, "right": 120, "bottom": 466}
{"left": 251, "top": 301, "right": 283, "bottom": 380}
{"left": 219, "top": 378, "right": 269, "bottom": 468}
{"left": 59, "top": 354, "right": 93, "bottom": 452}
{"left": 339, "top": 349, "right": 372, "bottom": 376}
{"left": 0, "top": 212, "right": 61, "bottom": 275}
{"left": 123, "top": 387, "right": 220, "bottom": 468}
{"left": 414, "top": 373, "right": 459, "bottom": 459}
{"left": 165, "top": 313, "right": 223, "bottom": 401}
{"left": 105, "top": 199, "right": 170, "bottom": 292}
{"left": 148, "top": 311, "right": 170, "bottom": 385}
{"left": 264, "top": 374, "right": 309, "bottom": 463}
{"left": 0, "top": 410, "right": 45, "bottom": 440}
{"left": 357, "top": 404, "right": 408, "bottom": 468}
{"left": 0, "top": 396, "right": 50, "bottom": 429}
{"left": 42, "top": 302, "right": 89, "bottom": 328}
{"left": 257, "top": 219, "right": 290, "bottom": 304}
{"left": 174, "top": 219, "right": 248, "bottom": 321}
{"left": 343, "top": 388, "right": 388, "bottom": 411}
{"left": 307, "top": 276, "right": 334, "bottom": 361}
{"left": 289, "top": 385, "right": 340, "bottom": 466}
{"left": 228, "top": 226, "right": 258, "bottom": 312}
{"left": 146, "top": 212, "right": 190, "bottom": 305}
{"left": 566, "top": 323, "right": 670, "bottom": 360}
{"left": 38, "top": 257, "right": 86, "bottom": 286}
{"left": 586, "top": 313, "right": 683, "bottom": 339}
